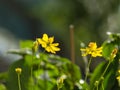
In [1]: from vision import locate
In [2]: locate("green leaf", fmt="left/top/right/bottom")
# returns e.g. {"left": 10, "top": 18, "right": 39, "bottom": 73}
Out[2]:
{"left": 7, "top": 48, "right": 32, "bottom": 56}
{"left": 102, "top": 42, "right": 116, "bottom": 60}
{"left": 6, "top": 58, "right": 31, "bottom": 90}
{"left": 0, "top": 83, "right": 7, "bottom": 90}
{"left": 90, "top": 62, "right": 106, "bottom": 89}
{"left": 20, "top": 40, "right": 33, "bottom": 49}
{"left": 0, "top": 72, "right": 8, "bottom": 82}
{"left": 6, "top": 51, "right": 82, "bottom": 90}
{"left": 102, "top": 32, "right": 120, "bottom": 60}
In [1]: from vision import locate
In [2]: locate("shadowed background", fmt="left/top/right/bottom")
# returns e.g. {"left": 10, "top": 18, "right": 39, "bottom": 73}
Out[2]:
{"left": 0, "top": 0, "right": 120, "bottom": 72}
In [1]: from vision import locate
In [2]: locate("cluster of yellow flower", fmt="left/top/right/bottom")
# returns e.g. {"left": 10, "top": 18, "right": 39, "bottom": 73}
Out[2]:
{"left": 80, "top": 42, "right": 102, "bottom": 57}
{"left": 33, "top": 33, "right": 60, "bottom": 54}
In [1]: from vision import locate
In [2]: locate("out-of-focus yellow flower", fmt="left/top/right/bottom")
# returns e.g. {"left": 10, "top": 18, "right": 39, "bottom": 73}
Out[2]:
{"left": 80, "top": 42, "right": 102, "bottom": 57}
{"left": 57, "top": 77, "right": 64, "bottom": 84}
{"left": 116, "top": 70, "right": 120, "bottom": 86}
{"left": 116, "top": 69, "right": 120, "bottom": 80}
{"left": 110, "top": 48, "right": 118, "bottom": 60}
{"left": 118, "top": 70, "right": 120, "bottom": 73}
{"left": 117, "top": 76, "right": 120, "bottom": 80}
{"left": 37, "top": 34, "right": 60, "bottom": 54}
{"left": 15, "top": 68, "right": 22, "bottom": 74}
{"left": 57, "top": 75, "right": 66, "bottom": 89}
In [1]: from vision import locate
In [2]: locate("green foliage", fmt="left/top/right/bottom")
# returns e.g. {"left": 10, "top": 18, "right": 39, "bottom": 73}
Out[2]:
{"left": 2, "top": 40, "right": 82, "bottom": 90}
{"left": 0, "top": 83, "right": 7, "bottom": 90}
{"left": 0, "top": 32, "right": 120, "bottom": 90}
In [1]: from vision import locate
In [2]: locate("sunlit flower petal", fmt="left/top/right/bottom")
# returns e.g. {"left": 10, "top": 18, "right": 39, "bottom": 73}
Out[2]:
{"left": 49, "top": 37, "right": 54, "bottom": 43}
{"left": 52, "top": 43, "right": 59, "bottom": 46}
{"left": 88, "top": 42, "right": 97, "bottom": 50}
{"left": 50, "top": 45, "right": 60, "bottom": 51}
{"left": 42, "top": 34, "right": 48, "bottom": 42}
{"left": 37, "top": 38, "right": 43, "bottom": 44}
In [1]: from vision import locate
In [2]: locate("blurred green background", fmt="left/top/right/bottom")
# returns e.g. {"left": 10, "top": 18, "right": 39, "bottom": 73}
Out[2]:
{"left": 0, "top": 0, "right": 120, "bottom": 72}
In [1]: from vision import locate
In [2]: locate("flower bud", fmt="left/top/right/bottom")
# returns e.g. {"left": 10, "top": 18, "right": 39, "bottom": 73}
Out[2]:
{"left": 15, "top": 68, "right": 22, "bottom": 74}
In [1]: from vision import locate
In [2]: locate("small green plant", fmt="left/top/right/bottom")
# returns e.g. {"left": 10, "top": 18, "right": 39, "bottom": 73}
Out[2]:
{"left": 15, "top": 68, "right": 22, "bottom": 90}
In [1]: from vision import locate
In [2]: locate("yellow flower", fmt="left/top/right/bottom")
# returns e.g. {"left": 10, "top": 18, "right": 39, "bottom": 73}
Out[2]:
{"left": 116, "top": 76, "right": 120, "bottom": 80}
{"left": 15, "top": 68, "right": 22, "bottom": 74}
{"left": 80, "top": 42, "right": 102, "bottom": 57}
{"left": 37, "top": 34, "right": 60, "bottom": 54}
{"left": 118, "top": 70, "right": 120, "bottom": 74}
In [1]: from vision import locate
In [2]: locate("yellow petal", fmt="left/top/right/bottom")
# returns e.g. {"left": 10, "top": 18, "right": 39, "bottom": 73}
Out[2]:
{"left": 45, "top": 46, "right": 56, "bottom": 53}
{"left": 80, "top": 48, "right": 86, "bottom": 51}
{"left": 51, "top": 45, "right": 60, "bottom": 51}
{"left": 45, "top": 46, "right": 51, "bottom": 52}
{"left": 88, "top": 42, "right": 97, "bottom": 50}
{"left": 41, "top": 42, "right": 47, "bottom": 48}
{"left": 37, "top": 38, "right": 43, "bottom": 44}
{"left": 52, "top": 43, "right": 59, "bottom": 46}
{"left": 49, "top": 37, "right": 54, "bottom": 43}
{"left": 42, "top": 34, "right": 48, "bottom": 42}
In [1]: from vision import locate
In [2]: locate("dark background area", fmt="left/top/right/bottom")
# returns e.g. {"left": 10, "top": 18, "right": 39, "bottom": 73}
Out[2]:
{"left": 0, "top": 0, "right": 120, "bottom": 72}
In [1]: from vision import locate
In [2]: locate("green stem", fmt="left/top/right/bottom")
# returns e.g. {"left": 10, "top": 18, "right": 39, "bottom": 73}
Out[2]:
{"left": 96, "top": 85, "right": 98, "bottom": 90}
{"left": 30, "top": 53, "right": 34, "bottom": 90}
{"left": 36, "top": 59, "right": 41, "bottom": 88}
{"left": 31, "top": 65, "right": 33, "bottom": 79}
{"left": 101, "top": 61, "right": 111, "bottom": 77}
{"left": 97, "top": 61, "right": 111, "bottom": 89}
{"left": 85, "top": 57, "right": 92, "bottom": 82}
{"left": 44, "top": 69, "right": 47, "bottom": 90}
{"left": 17, "top": 74, "right": 21, "bottom": 90}
{"left": 31, "top": 52, "right": 35, "bottom": 79}
{"left": 101, "top": 82, "right": 104, "bottom": 90}
{"left": 57, "top": 87, "right": 60, "bottom": 90}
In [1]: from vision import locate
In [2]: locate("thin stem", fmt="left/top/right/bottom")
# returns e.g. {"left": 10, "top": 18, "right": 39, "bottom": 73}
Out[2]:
{"left": 36, "top": 52, "right": 45, "bottom": 89}
{"left": 96, "top": 85, "right": 98, "bottom": 90}
{"left": 85, "top": 56, "right": 92, "bottom": 82}
{"left": 30, "top": 53, "right": 34, "bottom": 90}
{"left": 96, "top": 61, "right": 111, "bottom": 89}
{"left": 36, "top": 60, "right": 41, "bottom": 88}
{"left": 44, "top": 69, "right": 47, "bottom": 90}
{"left": 101, "top": 82, "right": 104, "bottom": 90}
{"left": 31, "top": 52, "right": 35, "bottom": 79}
{"left": 101, "top": 61, "right": 111, "bottom": 77}
{"left": 57, "top": 87, "right": 60, "bottom": 90}
{"left": 17, "top": 74, "right": 21, "bottom": 90}
{"left": 93, "top": 81, "right": 99, "bottom": 90}
{"left": 31, "top": 65, "right": 33, "bottom": 79}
